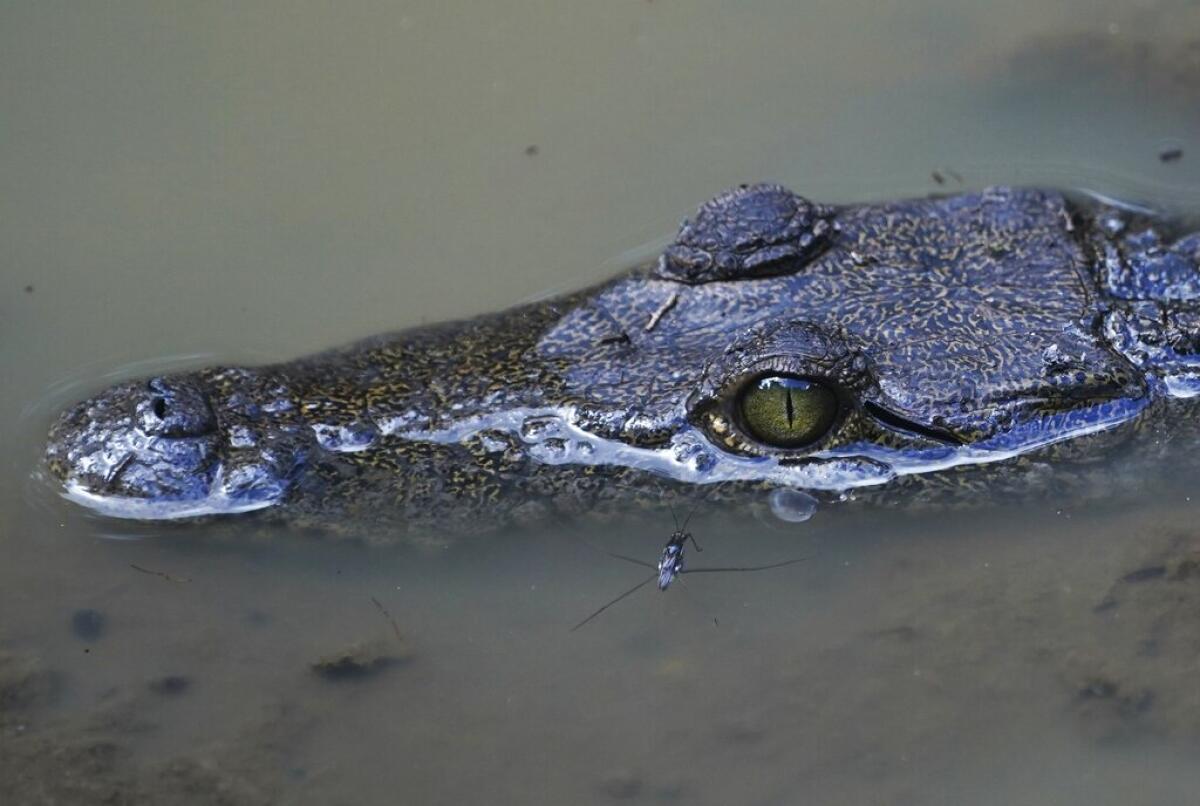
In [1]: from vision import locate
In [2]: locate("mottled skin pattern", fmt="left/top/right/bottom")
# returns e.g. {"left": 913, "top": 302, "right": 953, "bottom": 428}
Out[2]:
{"left": 43, "top": 185, "right": 1200, "bottom": 539}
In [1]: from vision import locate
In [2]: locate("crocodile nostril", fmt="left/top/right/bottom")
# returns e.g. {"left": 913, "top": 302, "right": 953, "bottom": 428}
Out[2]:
{"left": 137, "top": 376, "right": 216, "bottom": 437}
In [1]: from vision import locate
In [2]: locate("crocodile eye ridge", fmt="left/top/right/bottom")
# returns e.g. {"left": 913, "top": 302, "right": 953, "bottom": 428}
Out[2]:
{"left": 655, "top": 183, "right": 832, "bottom": 284}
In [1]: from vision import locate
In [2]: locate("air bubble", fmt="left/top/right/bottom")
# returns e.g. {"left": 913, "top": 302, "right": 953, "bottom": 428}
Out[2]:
{"left": 768, "top": 487, "right": 818, "bottom": 523}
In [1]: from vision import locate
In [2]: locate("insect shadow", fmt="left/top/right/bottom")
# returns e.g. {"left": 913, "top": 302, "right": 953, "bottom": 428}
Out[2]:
{"left": 571, "top": 495, "right": 811, "bottom": 631}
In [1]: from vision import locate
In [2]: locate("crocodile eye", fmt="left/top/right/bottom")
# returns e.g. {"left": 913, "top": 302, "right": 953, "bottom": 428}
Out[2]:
{"left": 738, "top": 375, "right": 838, "bottom": 448}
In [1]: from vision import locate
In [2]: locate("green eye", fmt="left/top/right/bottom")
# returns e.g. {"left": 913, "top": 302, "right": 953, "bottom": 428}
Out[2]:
{"left": 738, "top": 375, "right": 838, "bottom": 448}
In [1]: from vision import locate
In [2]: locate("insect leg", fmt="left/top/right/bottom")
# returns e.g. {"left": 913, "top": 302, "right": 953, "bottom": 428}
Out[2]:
{"left": 570, "top": 575, "right": 655, "bottom": 631}
{"left": 682, "top": 556, "right": 812, "bottom": 574}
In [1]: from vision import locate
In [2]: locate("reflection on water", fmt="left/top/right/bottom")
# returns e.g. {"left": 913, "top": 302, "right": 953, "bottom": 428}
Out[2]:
{"left": 4, "top": 1, "right": 1200, "bottom": 803}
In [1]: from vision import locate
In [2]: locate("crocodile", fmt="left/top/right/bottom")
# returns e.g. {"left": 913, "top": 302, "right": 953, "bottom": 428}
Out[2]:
{"left": 42, "top": 184, "right": 1200, "bottom": 538}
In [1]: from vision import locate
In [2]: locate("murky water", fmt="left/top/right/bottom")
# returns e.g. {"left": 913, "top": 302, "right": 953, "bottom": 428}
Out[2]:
{"left": 5, "top": 2, "right": 1200, "bottom": 803}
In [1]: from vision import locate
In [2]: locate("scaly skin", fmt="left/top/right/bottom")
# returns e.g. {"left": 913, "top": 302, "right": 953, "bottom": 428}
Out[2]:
{"left": 43, "top": 185, "right": 1200, "bottom": 538}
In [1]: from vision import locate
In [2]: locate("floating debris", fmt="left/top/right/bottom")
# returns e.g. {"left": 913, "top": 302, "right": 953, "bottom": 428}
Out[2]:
{"left": 644, "top": 292, "right": 679, "bottom": 332}
{"left": 371, "top": 597, "right": 404, "bottom": 645}
{"left": 931, "top": 168, "right": 963, "bottom": 185}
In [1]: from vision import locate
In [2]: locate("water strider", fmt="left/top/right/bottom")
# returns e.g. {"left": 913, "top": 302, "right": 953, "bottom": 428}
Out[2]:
{"left": 570, "top": 499, "right": 811, "bottom": 631}
{"left": 42, "top": 184, "right": 1200, "bottom": 539}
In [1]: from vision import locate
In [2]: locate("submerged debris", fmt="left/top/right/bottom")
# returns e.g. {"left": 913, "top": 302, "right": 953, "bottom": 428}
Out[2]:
{"left": 1120, "top": 565, "right": 1167, "bottom": 584}
{"left": 311, "top": 640, "right": 409, "bottom": 681}
{"left": 1072, "top": 671, "right": 1155, "bottom": 735}
{"left": 598, "top": 769, "right": 643, "bottom": 800}
{"left": 148, "top": 675, "right": 191, "bottom": 696}
{"left": 1166, "top": 550, "right": 1200, "bottom": 580}
{"left": 0, "top": 651, "right": 61, "bottom": 723}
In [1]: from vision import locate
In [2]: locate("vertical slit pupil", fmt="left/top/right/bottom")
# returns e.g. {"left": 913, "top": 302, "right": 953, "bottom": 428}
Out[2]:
{"left": 740, "top": 374, "right": 838, "bottom": 449}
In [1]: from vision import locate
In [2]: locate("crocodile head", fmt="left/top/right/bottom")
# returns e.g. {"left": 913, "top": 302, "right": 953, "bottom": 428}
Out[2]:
{"left": 44, "top": 184, "right": 1198, "bottom": 536}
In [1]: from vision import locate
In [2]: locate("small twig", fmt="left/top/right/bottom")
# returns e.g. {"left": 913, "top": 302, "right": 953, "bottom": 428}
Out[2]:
{"left": 130, "top": 564, "right": 191, "bottom": 583}
{"left": 371, "top": 596, "right": 404, "bottom": 644}
{"left": 644, "top": 292, "right": 678, "bottom": 332}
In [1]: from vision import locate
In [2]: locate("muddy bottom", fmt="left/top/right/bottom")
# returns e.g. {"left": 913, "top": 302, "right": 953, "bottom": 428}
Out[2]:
{"left": 5, "top": 497, "right": 1200, "bottom": 805}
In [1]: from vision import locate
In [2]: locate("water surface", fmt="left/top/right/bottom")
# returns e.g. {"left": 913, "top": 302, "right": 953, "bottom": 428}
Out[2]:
{"left": 4, "top": 2, "right": 1200, "bottom": 803}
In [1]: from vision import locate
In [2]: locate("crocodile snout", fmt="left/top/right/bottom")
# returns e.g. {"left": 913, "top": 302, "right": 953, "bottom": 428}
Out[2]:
{"left": 44, "top": 374, "right": 222, "bottom": 516}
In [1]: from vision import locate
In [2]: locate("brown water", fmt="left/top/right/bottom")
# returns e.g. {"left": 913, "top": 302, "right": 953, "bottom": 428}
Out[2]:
{"left": 5, "top": 2, "right": 1200, "bottom": 804}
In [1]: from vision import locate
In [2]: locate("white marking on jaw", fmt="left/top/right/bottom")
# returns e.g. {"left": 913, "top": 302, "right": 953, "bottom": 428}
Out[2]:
{"left": 1163, "top": 374, "right": 1200, "bottom": 399}
{"left": 61, "top": 466, "right": 280, "bottom": 520}
{"left": 390, "top": 396, "right": 1150, "bottom": 493}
